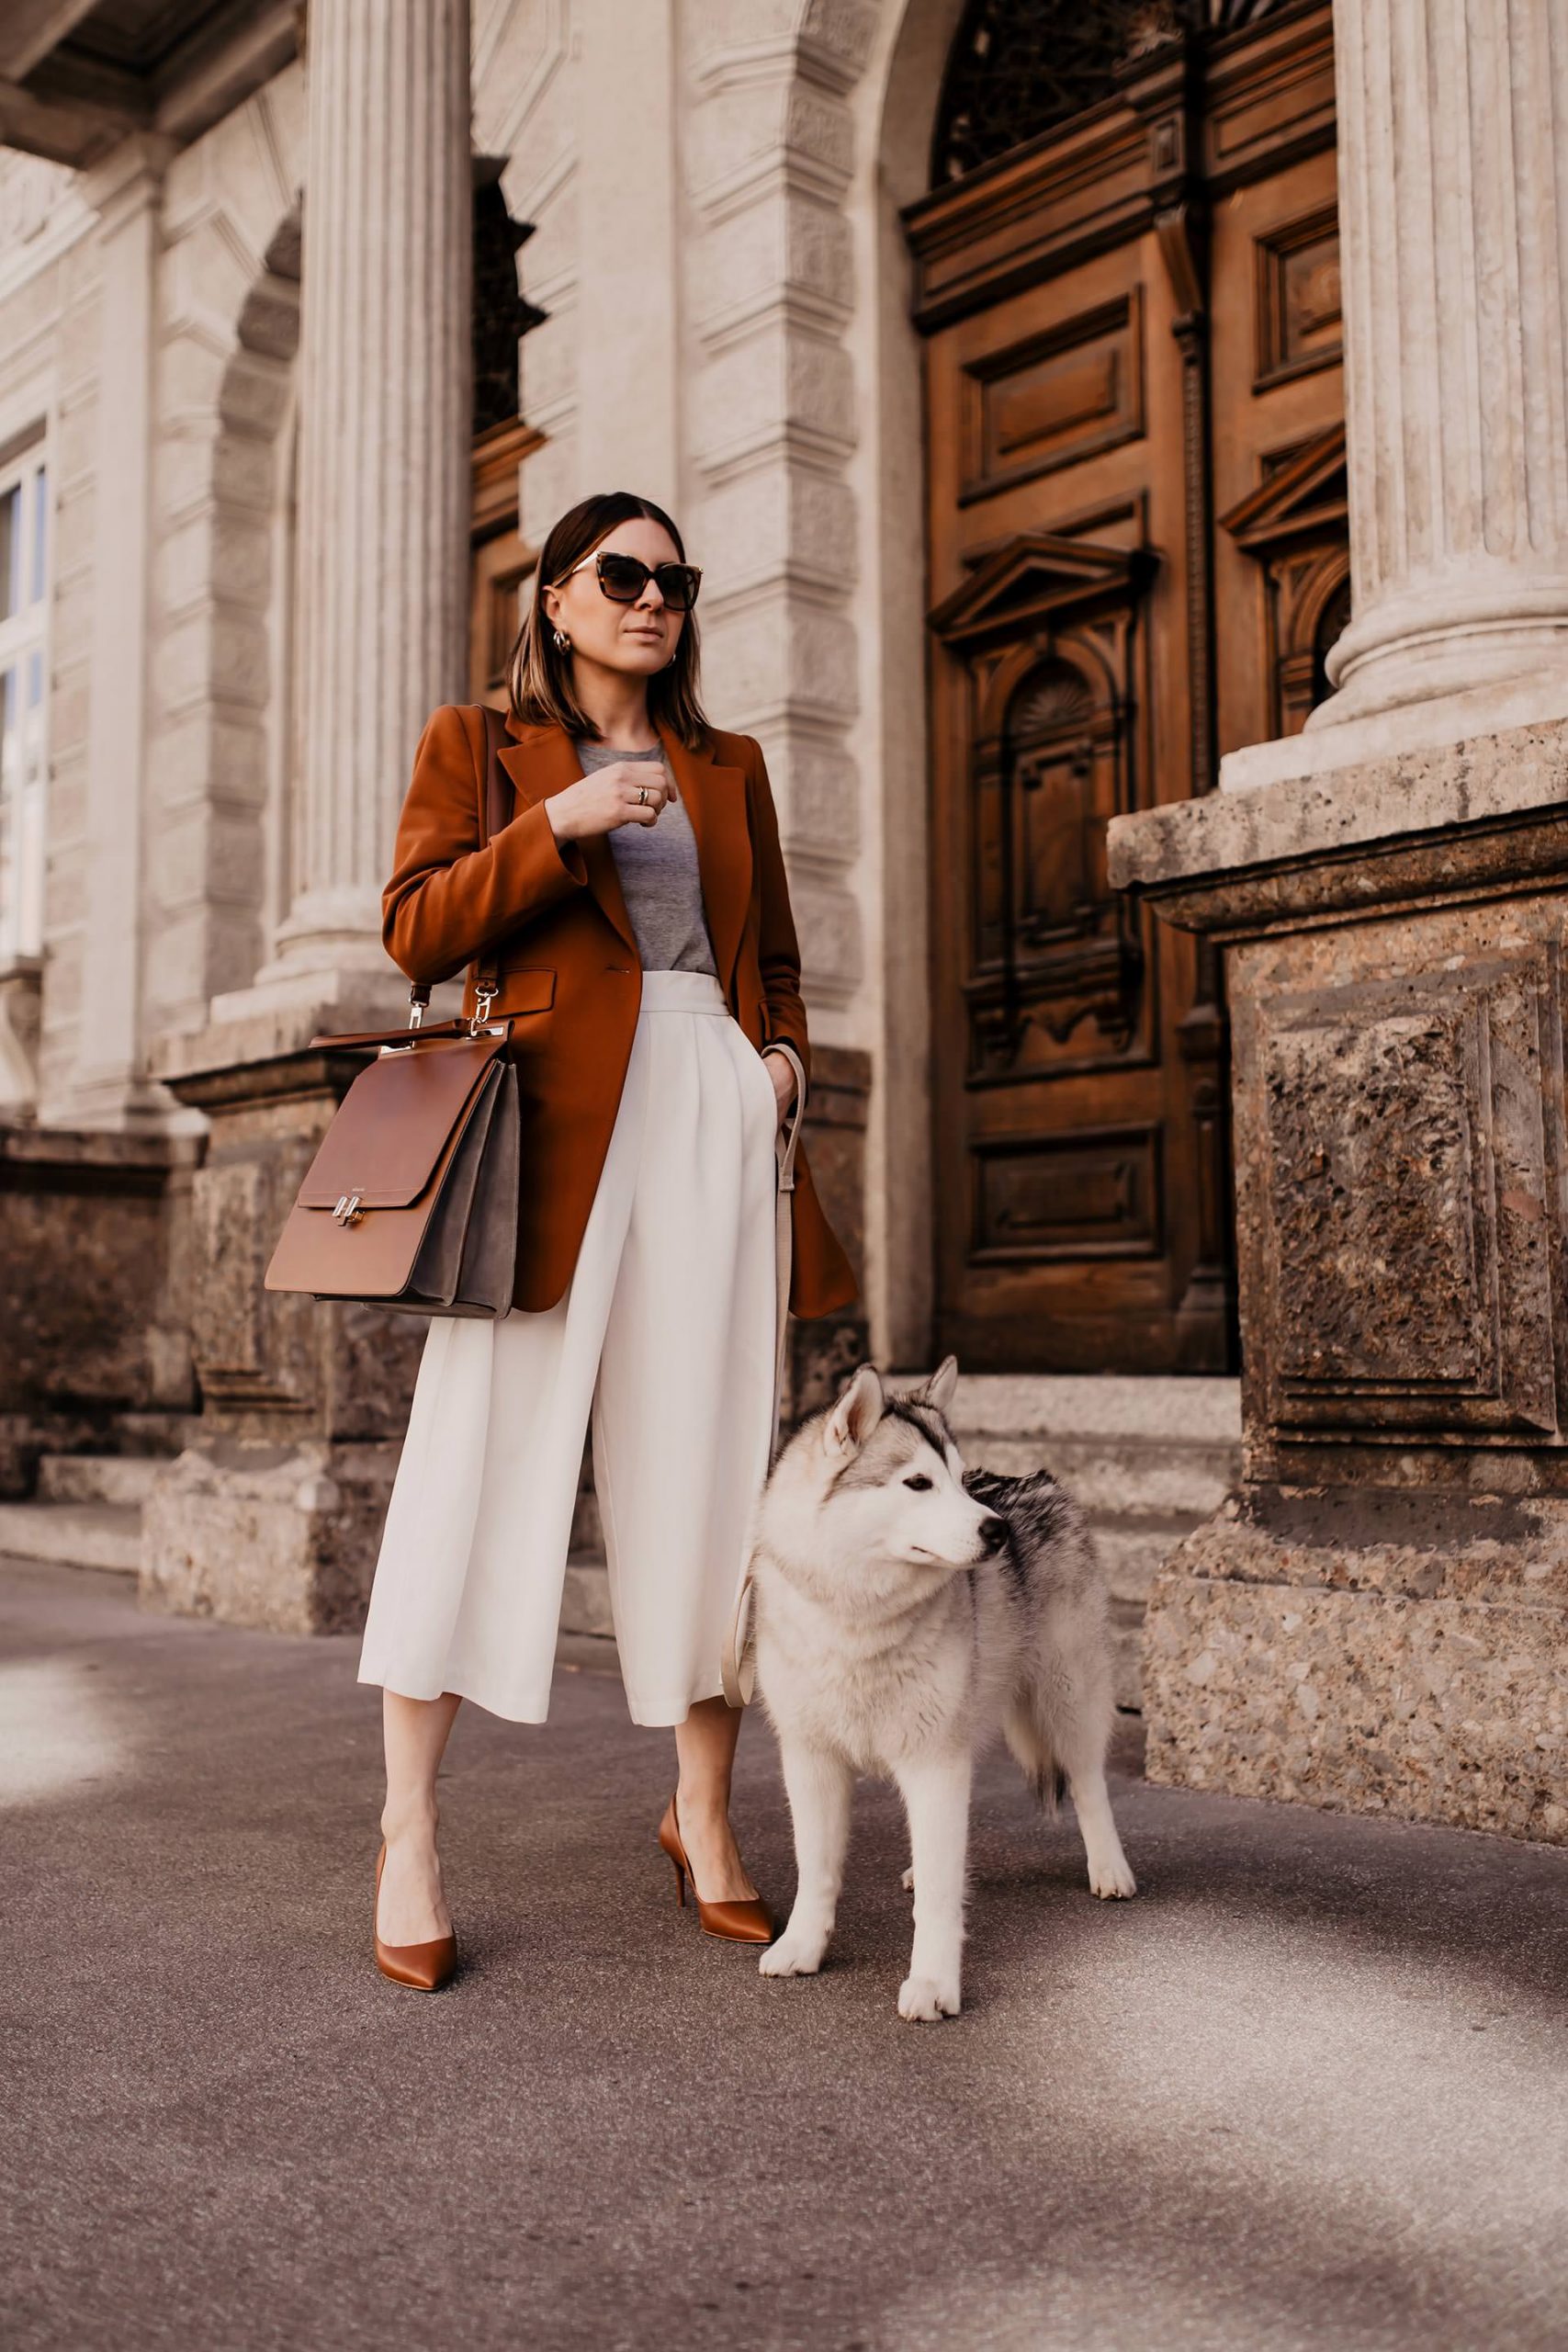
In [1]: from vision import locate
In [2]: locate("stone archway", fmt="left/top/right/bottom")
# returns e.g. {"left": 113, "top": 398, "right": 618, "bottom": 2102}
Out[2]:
{"left": 142, "top": 78, "right": 306, "bottom": 1050}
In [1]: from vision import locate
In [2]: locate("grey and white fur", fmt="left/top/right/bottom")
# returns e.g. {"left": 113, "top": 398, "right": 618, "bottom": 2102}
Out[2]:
{"left": 752, "top": 1353, "right": 1135, "bottom": 2022}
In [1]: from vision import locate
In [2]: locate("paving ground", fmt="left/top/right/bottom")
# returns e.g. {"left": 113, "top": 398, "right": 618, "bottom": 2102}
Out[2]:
{"left": 6, "top": 1555, "right": 1568, "bottom": 2352}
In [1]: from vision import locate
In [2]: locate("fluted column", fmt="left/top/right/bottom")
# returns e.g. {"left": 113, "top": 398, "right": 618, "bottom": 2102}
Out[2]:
{"left": 1313, "top": 0, "right": 1568, "bottom": 728}
{"left": 266, "top": 0, "right": 472, "bottom": 981}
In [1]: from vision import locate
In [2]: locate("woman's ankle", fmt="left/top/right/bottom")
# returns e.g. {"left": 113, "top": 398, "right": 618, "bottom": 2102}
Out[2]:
{"left": 380, "top": 1799, "right": 440, "bottom": 1849}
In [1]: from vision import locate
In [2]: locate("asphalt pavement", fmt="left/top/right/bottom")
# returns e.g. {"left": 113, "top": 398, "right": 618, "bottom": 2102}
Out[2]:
{"left": 6, "top": 1555, "right": 1568, "bottom": 2352}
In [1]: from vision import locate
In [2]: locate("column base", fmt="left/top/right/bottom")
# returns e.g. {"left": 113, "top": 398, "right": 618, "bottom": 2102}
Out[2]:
{"left": 141, "top": 1436, "right": 402, "bottom": 1635}
{"left": 1143, "top": 1487, "right": 1568, "bottom": 1845}
{"left": 1220, "top": 662, "right": 1568, "bottom": 795}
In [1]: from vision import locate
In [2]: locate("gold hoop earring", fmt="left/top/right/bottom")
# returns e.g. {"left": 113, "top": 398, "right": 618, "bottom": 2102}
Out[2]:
{"left": 552, "top": 626, "right": 570, "bottom": 653}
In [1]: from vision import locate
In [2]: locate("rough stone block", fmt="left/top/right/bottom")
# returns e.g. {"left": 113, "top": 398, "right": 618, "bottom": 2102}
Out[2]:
{"left": 1143, "top": 1491, "right": 1568, "bottom": 1843}
{"left": 141, "top": 1437, "right": 401, "bottom": 1635}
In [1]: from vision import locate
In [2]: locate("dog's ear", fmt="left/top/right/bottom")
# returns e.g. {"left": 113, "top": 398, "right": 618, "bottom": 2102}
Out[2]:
{"left": 903, "top": 1352, "right": 959, "bottom": 1418}
{"left": 824, "top": 1363, "right": 885, "bottom": 1458}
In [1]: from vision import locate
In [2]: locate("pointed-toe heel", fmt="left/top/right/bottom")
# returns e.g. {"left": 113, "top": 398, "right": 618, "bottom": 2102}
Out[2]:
{"left": 657, "top": 1793, "right": 774, "bottom": 1946}
{"left": 374, "top": 1840, "right": 459, "bottom": 1992}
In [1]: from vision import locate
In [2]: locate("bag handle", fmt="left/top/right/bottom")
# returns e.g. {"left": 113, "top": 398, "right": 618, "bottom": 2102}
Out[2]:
{"left": 407, "top": 704, "right": 512, "bottom": 1030}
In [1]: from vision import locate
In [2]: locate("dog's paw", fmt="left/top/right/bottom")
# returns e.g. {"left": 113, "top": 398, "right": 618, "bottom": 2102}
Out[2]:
{"left": 1089, "top": 1853, "right": 1137, "bottom": 1899}
{"left": 899, "top": 1865, "right": 915, "bottom": 1893}
{"left": 759, "top": 1928, "right": 829, "bottom": 1978}
{"left": 897, "top": 1973, "right": 961, "bottom": 2022}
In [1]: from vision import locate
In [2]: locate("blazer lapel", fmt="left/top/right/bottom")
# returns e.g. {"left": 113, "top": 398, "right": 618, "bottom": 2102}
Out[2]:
{"left": 659, "top": 721, "right": 751, "bottom": 1001}
{"left": 496, "top": 720, "right": 639, "bottom": 961}
{"left": 495, "top": 717, "right": 752, "bottom": 992}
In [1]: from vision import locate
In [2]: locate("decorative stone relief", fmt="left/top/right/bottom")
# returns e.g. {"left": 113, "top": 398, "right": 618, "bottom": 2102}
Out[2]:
{"left": 1258, "top": 950, "right": 1562, "bottom": 1439}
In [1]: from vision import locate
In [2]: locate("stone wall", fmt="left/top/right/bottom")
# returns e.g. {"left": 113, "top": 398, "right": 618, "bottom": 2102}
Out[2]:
{"left": 0, "top": 1122, "right": 198, "bottom": 1493}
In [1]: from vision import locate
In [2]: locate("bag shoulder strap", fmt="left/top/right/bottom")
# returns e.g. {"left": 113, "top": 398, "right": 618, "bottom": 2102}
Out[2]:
{"left": 409, "top": 704, "right": 513, "bottom": 1022}
{"left": 720, "top": 1034, "right": 808, "bottom": 1710}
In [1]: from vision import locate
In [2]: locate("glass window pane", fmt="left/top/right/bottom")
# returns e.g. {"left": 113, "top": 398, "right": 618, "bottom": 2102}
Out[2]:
{"left": 0, "top": 488, "right": 17, "bottom": 625}
{"left": 31, "top": 466, "right": 47, "bottom": 606}
{"left": 19, "top": 684, "right": 44, "bottom": 956}
{"left": 0, "top": 664, "right": 16, "bottom": 957}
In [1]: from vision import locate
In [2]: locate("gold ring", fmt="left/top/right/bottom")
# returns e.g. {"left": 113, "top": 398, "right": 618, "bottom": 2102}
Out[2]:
{"left": 638, "top": 784, "right": 649, "bottom": 804}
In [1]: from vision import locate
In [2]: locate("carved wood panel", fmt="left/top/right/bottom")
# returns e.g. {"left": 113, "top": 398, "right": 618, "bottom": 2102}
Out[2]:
{"left": 932, "top": 537, "right": 1154, "bottom": 1086}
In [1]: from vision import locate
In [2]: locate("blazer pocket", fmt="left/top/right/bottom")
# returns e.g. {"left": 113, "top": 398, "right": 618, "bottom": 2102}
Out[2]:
{"left": 502, "top": 967, "right": 556, "bottom": 1012}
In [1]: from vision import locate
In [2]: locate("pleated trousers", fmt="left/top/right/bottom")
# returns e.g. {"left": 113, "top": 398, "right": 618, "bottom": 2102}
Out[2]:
{"left": 357, "top": 967, "right": 781, "bottom": 1724}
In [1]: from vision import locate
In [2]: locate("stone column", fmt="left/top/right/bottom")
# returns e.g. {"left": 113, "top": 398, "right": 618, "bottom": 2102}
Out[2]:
{"left": 1226, "top": 0, "right": 1568, "bottom": 793}
{"left": 250, "top": 0, "right": 472, "bottom": 1003}
{"left": 1105, "top": 0, "right": 1568, "bottom": 1848}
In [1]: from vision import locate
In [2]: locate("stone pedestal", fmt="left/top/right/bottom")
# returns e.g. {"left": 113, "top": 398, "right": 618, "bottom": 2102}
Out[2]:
{"left": 142, "top": 1002, "right": 432, "bottom": 1630}
{"left": 1108, "top": 718, "right": 1568, "bottom": 1843}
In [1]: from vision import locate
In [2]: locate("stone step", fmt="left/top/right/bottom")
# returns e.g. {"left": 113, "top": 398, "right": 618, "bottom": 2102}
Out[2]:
{"left": 942, "top": 1371, "right": 1242, "bottom": 1443}
{"left": 941, "top": 1373, "right": 1242, "bottom": 1520}
{"left": 0, "top": 1498, "right": 141, "bottom": 1575}
{"left": 36, "top": 1453, "right": 165, "bottom": 1508}
{"left": 561, "top": 1556, "right": 615, "bottom": 1639}
{"left": 1089, "top": 1513, "right": 1202, "bottom": 1607}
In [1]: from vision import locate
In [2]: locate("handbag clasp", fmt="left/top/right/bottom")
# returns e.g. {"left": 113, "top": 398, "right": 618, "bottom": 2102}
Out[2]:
{"left": 332, "top": 1191, "right": 365, "bottom": 1226}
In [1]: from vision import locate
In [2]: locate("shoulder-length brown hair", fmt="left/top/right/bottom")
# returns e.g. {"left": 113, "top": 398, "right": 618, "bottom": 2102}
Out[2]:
{"left": 506, "top": 491, "right": 710, "bottom": 749}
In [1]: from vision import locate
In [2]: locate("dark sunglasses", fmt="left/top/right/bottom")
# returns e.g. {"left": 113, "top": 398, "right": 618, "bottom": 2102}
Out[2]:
{"left": 556, "top": 548, "right": 703, "bottom": 612}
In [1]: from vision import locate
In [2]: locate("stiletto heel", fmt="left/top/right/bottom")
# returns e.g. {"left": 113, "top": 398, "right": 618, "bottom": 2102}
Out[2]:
{"left": 374, "top": 1840, "right": 459, "bottom": 1991}
{"left": 657, "top": 1792, "right": 773, "bottom": 1945}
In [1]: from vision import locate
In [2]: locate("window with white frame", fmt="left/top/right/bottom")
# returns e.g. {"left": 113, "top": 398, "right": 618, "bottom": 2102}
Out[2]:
{"left": 0, "top": 439, "right": 49, "bottom": 966}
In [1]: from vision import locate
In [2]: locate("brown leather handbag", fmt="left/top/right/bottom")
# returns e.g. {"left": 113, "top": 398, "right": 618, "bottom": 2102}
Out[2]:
{"left": 264, "top": 707, "right": 522, "bottom": 1318}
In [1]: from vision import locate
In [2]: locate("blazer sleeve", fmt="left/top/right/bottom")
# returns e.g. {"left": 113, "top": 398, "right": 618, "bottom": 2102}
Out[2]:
{"left": 745, "top": 735, "right": 811, "bottom": 1091}
{"left": 381, "top": 703, "right": 590, "bottom": 987}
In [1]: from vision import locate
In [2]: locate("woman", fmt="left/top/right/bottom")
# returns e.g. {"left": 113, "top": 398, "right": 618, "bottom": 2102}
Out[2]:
{"left": 358, "top": 491, "right": 858, "bottom": 1989}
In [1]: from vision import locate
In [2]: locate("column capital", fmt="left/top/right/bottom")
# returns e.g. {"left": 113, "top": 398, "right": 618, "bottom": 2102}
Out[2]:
{"left": 79, "top": 131, "right": 176, "bottom": 225}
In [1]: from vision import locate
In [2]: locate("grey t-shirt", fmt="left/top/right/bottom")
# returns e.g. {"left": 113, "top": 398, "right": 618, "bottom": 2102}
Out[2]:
{"left": 573, "top": 739, "right": 718, "bottom": 976}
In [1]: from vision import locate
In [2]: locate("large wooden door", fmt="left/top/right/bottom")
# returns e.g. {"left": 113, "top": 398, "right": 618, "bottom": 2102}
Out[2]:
{"left": 906, "top": 6, "right": 1343, "bottom": 1373}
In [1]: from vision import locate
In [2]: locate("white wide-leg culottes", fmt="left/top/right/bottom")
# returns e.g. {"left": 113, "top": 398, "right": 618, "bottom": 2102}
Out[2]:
{"left": 357, "top": 968, "right": 782, "bottom": 1725}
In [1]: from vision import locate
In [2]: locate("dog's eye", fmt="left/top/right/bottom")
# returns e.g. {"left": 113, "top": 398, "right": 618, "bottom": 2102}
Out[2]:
{"left": 903, "top": 1474, "right": 933, "bottom": 1491}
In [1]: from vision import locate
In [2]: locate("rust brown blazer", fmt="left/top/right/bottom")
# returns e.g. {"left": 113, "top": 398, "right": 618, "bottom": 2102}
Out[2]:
{"left": 380, "top": 703, "right": 860, "bottom": 1321}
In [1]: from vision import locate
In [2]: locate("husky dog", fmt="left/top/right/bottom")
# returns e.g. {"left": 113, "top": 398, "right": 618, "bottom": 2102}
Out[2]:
{"left": 752, "top": 1354, "right": 1135, "bottom": 2022}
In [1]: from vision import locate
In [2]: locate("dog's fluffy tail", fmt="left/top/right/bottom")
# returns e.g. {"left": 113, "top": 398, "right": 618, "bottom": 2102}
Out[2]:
{"left": 1003, "top": 1699, "right": 1065, "bottom": 1818}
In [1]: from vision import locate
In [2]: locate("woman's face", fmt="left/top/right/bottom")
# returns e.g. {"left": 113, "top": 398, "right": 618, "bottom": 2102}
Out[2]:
{"left": 541, "top": 515, "right": 687, "bottom": 682}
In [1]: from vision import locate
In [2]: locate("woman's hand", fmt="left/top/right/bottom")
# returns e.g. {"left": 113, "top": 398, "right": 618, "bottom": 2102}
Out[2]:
{"left": 762, "top": 1047, "right": 797, "bottom": 1130}
{"left": 545, "top": 761, "right": 673, "bottom": 842}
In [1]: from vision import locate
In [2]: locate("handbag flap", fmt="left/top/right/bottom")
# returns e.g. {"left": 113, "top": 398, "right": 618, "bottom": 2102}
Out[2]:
{"left": 298, "top": 1035, "right": 506, "bottom": 1210}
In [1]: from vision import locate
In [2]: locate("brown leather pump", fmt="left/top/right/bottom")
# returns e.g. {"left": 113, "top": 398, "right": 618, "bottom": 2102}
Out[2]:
{"left": 374, "top": 1841, "right": 459, "bottom": 1992}
{"left": 658, "top": 1792, "right": 774, "bottom": 1945}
